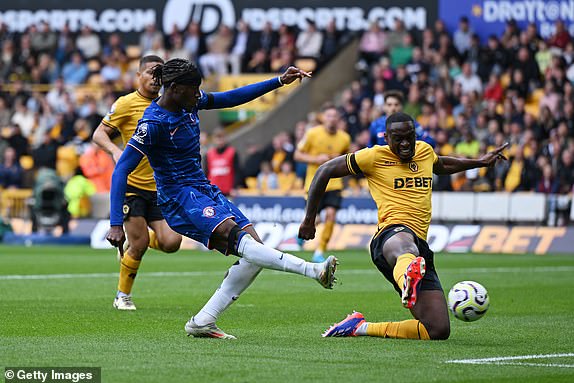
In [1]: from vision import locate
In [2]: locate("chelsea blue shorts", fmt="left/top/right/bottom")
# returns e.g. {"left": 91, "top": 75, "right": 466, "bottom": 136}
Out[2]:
{"left": 158, "top": 183, "right": 251, "bottom": 249}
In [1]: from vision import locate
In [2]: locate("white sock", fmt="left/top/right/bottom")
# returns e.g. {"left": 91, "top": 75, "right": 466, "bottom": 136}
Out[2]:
{"left": 355, "top": 322, "right": 368, "bottom": 336}
{"left": 193, "top": 258, "right": 262, "bottom": 326}
{"left": 117, "top": 291, "right": 129, "bottom": 298}
{"left": 237, "top": 234, "right": 319, "bottom": 279}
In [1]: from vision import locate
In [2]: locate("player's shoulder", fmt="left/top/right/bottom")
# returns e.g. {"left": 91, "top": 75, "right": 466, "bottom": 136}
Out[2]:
{"left": 370, "top": 115, "right": 386, "bottom": 128}
{"left": 415, "top": 141, "right": 436, "bottom": 159}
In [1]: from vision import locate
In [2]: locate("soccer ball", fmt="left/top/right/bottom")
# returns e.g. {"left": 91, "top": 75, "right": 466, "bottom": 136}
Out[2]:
{"left": 447, "top": 281, "right": 490, "bottom": 322}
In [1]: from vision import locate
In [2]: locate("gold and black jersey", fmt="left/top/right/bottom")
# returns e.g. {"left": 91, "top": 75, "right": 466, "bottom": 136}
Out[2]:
{"left": 102, "top": 90, "right": 156, "bottom": 191}
{"left": 347, "top": 141, "right": 438, "bottom": 240}
{"left": 297, "top": 125, "right": 351, "bottom": 192}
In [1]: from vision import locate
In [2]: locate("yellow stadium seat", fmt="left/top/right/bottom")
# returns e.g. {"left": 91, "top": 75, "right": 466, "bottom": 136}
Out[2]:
{"left": 56, "top": 146, "right": 78, "bottom": 179}
{"left": 127, "top": 45, "right": 142, "bottom": 60}
{"left": 19, "top": 155, "right": 34, "bottom": 170}
{"left": 294, "top": 58, "right": 317, "bottom": 73}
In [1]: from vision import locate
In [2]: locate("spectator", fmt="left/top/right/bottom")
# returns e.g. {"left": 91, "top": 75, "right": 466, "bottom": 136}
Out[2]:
{"left": 257, "top": 22, "right": 278, "bottom": 53}
{"left": 64, "top": 167, "right": 96, "bottom": 218}
{"left": 139, "top": 24, "right": 163, "bottom": 55}
{"left": 168, "top": 33, "right": 189, "bottom": 60}
{"left": 277, "top": 161, "right": 299, "bottom": 193}
{"left": 79, "top": 143, "right": 114, "bottom": 192}
{"left": 386, "top": 18, "right": 407, "bottom": 52}
{"left": 75, "top": 26, "right": 101, "bottom": 59}
{"left": 257, "top": 161, "right": 278, "bottom": 191}
{"left": 455, "top": 129, "right": 480, "bottom": 158}
{"left": 11, "top": 101, "right": 35, "bottom": 138}
{"left": 229, "top": 20, "right": 258, "bottom": 74}
{"left": 100, "top": 55, "right": 122, "bottom": 83}
{"left": 30, "top": 21, "right": 57, "bottom": 55}
{"left": 483, "top": 73, "right": 503, "bottom": 102}
{"left": 245, "top": 49, "right": 270, "bottom": 73}
{"left": 536, "top": 164, "right": 560, "bottom": 194}
{"left": 61, "top": 52, "right": 89, "bottom": 85}
{"left": 0, "top": 97, "right": 11, "bottom": 126}
{"left": 0, "top": 147, "right": 23, "bottom": 188}
{"left": 557, "top": 149, "right": 574, "bottom": 193}
{"left": 32, "top": 132, "right": 58, "bottom": 169}
{"left": 321, "top": 19, "right": 342, "bottom": 60}
{"left": 390, "top": 33, "right": 414, "bottom": 68}
{"left": 278, "top": 24, "right": 296, "bottom": 53}
{"left": 548, "top": 20, "right": 571, "bottom": 49}
{"left": 453, "top": 16, "right": 473, "bottom": 56}
{"left": 102, "top": 33, "right": 126, "bottom": 58}
{"left": 455, "top": 62, "right": 482, "bottom": 94}
{"left": 296, "top": 20, "right": 323, "bottom": 59}
{"left": 359, "top": 22, "right": 386, "bottom": 66}
{"left": 199, "top": 24, "right": 234, "bottom": 76}
{"left": 183, "top": 22, "right": 207, "bottom": 62}
{"left": 205, "top": 128, "right": 241, "bottom": 197}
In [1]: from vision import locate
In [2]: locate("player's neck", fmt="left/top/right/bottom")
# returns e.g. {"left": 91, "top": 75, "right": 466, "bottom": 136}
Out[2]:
{"left": 137, "top": 88, "right": 158, "bottom": 100}
{"left": 156, "top": 95, "right": 179, "bottom": 113}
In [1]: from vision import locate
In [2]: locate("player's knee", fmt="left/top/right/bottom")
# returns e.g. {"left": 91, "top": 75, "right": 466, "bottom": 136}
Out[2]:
{"left": 427, "top": 321, "right": 450, "bottom": 340}
{"left": 161, "top": 235, "right": 182, "bottom": 253}
{"left": 128, "top": 236, "right": 149, "bottom": 259}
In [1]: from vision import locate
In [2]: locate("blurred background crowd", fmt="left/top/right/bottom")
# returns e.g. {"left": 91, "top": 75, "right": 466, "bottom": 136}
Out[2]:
{"left": 0, "top": 16, "right": 573, "bottom": 224}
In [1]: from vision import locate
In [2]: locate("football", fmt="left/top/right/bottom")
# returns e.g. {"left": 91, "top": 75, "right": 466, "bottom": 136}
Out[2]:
{"left": 447, "top": 281, "right": 490, "bottom": 322}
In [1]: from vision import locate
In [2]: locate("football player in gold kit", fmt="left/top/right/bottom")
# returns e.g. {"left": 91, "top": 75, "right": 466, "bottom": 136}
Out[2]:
{"left": 299, "top": 112, "right": 507, "bottom": 340}
{"left": 93, "top": 55, "right": 182, "bottom": 310}
{"left": 294, "top": 104, "right": 351, "bottom": 262}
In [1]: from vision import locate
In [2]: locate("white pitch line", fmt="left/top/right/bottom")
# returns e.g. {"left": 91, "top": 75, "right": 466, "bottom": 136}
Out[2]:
{"left": 446, "top": 353, "right": 574, "bottom": 369}
{"left": 0, "top": 266, "right": 573, "bottom": 281}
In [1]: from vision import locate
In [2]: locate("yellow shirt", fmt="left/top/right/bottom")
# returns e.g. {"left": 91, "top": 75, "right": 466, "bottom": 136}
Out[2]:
{"left": 297, "top": 126, "right": 351, "bottom": 192}
{"left": 102, "top": 90, "right": 156, "bottom": 191}
{"left": 347, "top": 141, "right": 438, "bottom": 240}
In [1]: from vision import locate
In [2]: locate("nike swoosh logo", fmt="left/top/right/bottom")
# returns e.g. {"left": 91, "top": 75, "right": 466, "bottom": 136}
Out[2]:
{"left": 279, "top": 253, "right": 284, "bottom": 260}
{"left": 170, "top": 127, "right": 179, "bottom": 136}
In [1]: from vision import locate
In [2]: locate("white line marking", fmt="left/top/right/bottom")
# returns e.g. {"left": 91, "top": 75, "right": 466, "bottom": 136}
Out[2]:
{"left": 446, "top": 353, "right": 574, "bottom": 368}
{"left": 0, "top": 266, "right": 573, "bottom": 281}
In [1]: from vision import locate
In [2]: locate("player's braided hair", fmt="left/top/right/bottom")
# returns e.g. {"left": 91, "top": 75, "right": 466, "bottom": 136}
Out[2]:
{"left": 151, "top": 58, "right": 202, "bottom": 87}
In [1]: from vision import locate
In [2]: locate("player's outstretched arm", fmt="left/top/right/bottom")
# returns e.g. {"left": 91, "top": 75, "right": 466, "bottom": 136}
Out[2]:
{"left": 433, "top": 143, "right": 508, "bottom": 175}
{"left": 106, "top": 145, "right": 144, "bottom": 249}
{"left": 298, "top": 155, "right": 351, "bottom": 240}
{"left": 93, "top": 123, "right": 123, "bottom": 163}
{"left": 205, "top": 66, "right": 312, "bottom": 110}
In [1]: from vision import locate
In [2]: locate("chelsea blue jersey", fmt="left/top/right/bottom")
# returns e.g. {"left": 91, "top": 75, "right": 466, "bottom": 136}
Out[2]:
{"left": 127, "top": 94, "right": 211, "bottom": 202}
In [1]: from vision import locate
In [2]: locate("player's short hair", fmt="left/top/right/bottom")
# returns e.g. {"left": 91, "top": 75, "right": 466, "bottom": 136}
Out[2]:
{"left": 139, "top": 55, "right": 164, "bottom": 69}
{"left": 321, "top": 102, "right": 338, "bottom": 113}
{"left": 151, "top": 58, "right": 202, "bottom": 87}
{"left": 384, "top": 90, "right": 404, "bottom": 104}
{"left": 386, "top": 112, "right": 415, "bottom": 131}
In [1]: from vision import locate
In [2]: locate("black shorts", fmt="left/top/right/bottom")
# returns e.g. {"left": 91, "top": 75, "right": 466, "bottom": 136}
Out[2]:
{"left": 318, "top": 190, "right": 342, "bottom": 211}
{"left": 123, "top": 185, "right": 164, "bottom": 223}
{"left": 370, "top": 224, "right": 443, "bottom": 296}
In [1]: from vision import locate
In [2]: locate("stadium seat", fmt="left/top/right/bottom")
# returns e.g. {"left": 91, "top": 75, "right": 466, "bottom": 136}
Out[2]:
{"left": 294, "top": 58, "right": 317, "bottom": 73}
{"left": 19, "top": 155, "right": 34, "bottom": 170}
{"left": 0, "top": 188, "right": 33, "bottom": 218}
{"left": 126, "top": 45, "right": 142, "bottom": 60}
{"left": 439, "top": 192, "right": 475, "bottom": 221}
{"left": 56, "top": 146, "right": 78, "bottom": 179}
{"left": 508, "top": 193, "right": 546, "bottom": 222}
{"left": 474, "top": 192, "right": 510, "bottom": 221}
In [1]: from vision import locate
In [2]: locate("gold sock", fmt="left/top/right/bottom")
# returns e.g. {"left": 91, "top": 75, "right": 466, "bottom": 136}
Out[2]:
{"left": 118, "top": 251, "right": 141, "bottom": 294}
{"left": 366, "top": 320, "right": 430, "bottom": 340}
{"left": 148, "top": 230, "right": 160, "bottom": 250}
{"left": 318, "top": 220, "right": 335, "bottom": 252}
{"left": 393, "top": 253, "right": 416, "bottom": 288}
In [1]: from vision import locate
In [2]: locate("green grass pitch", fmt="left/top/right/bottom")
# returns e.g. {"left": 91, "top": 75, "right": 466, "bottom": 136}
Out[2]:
{"left": 1, "top": 245, "right": 573, "bottom": 382}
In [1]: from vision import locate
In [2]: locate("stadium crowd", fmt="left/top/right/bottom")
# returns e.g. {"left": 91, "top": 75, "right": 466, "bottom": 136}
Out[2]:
{"left": 0, "top": 17, "right": 573, "bottom": 224}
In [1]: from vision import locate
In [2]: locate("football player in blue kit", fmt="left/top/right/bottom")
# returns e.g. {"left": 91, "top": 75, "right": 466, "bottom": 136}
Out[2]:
{"left": 106, "top": 58, "right": 338, "bottom": 339}
{"left": 368, "top": 90, "right": 435, "bottom": 148}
